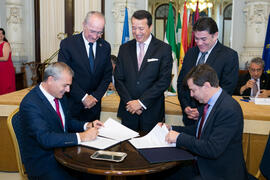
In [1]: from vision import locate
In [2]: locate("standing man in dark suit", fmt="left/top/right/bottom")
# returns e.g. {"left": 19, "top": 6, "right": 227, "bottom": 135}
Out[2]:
{"left": 164, "top": 64, "right": 247, "bottom": 180}
{"left": 58, "top": 11, "right": 112, "bottom": 122}
{"left": 177, "top": 17, "right": 239, "bottom": 126}
{"left": 234, "top": 57, "right": 270, "bottom": 97}
{"left": 20, "top": 62, "right": 103, "bottom": 180}
{"left": 114, "top": 10, "right": 173, "bottom": 132}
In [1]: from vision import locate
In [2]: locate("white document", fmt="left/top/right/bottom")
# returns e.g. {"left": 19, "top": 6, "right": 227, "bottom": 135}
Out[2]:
{"left": 98, "top": 118, "right": 139, "bottom": 141}
{"left": 80, "top": 136, "right": 120, "bottom": 150}
{"left": 129, "top": 124, "right": 176, "bottom": 149}
{"left": 254, "top": 97, "right": 270, "bottom": 105}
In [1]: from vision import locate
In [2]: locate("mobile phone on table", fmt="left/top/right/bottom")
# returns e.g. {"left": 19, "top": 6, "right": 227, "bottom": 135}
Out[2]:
{"left": 91, "top": 150, "right": 127, "bottom": 162}
{"left": 242, "top": 96, "right": 250, "bottom": 100}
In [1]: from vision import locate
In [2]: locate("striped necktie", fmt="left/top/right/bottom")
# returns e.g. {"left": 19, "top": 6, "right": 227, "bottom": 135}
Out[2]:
{"left": 197, "top": 52, "right": 208, "bottom": 65}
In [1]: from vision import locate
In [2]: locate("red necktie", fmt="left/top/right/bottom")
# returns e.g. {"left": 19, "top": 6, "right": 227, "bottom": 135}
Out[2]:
{"left": 54, "top": 98, "right": 64, "bottom": 129}
{"left": 197, "top": 104, "right": 209, "bottom": 139}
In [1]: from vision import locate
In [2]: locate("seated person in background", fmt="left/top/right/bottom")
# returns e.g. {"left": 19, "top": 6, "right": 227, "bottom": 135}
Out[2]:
{"left": 20, "top": 62, "right": 103, "bottom": 180}
{"left": 162, "top": 64, "right": 247, "bottom": 180}
{"left": 107, "top": 54, "right": 117, "bottom": 91}
{"left": 234, "top": 57, "right": 270, "bottom": 97}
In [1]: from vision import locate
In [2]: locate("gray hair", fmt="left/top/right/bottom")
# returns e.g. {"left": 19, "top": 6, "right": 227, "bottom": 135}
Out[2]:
{"left": 83, "top": 11, "right": 105, "bottom": 25}
{"left": 43, "top": 62, "right": 74, "bottom": 82}
{"left": 248, "top": 57, "right": 265, "bottom": 69}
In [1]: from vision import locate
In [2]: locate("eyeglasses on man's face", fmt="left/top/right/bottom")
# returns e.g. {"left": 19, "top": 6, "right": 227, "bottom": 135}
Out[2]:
{"left": 249, "top": 68, "right": 262, "bottom": 73}
{"left": 88, "top": 29, "right": 103, "bottom": 36}
{"left": 85, "top": 26, "right": 103, "bottom": 36}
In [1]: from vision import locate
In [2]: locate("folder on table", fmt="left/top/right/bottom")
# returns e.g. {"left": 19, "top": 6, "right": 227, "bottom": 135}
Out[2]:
{"left": 138, "top": 147, "right": 194, "bottom": 164}
{"left": 129, "top": 124, "right": 194, "bottom": 163}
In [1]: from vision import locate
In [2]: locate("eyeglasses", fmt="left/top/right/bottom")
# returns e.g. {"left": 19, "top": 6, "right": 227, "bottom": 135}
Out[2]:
{"left": 249, "top": 68, "right": 262, "bottom": 73}
{"left": 85, "top": 27, "right": 103, "bottom": 36}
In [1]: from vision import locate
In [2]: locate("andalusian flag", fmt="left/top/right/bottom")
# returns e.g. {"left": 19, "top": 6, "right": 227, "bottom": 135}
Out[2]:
{"left": 121, "top": 7, "right": 129, "bottom": 44}
{"left": 176, "top": 12, "right": 182, "bottom": 60}
{"left": 179, "top": 1, "right": 188, "bottom": 72}
{"left": 263, "top": 14, "right": 270, "bottom": 73}
{"left": 164, "top": 2, "right": 177, "bottom": 93}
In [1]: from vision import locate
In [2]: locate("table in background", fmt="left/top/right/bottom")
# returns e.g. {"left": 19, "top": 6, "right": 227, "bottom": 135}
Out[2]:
{"left": 54, "top": 141, "right": 183, "bottom": 180}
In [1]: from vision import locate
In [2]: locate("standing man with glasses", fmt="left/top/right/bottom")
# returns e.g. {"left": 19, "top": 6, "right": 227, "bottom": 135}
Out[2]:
{"left": 114, "top": 10, "right": 173, "bottom": 132}
{"left": 234, "top": 57, "right": 270, "bottom": 97}
{"left": 177, "top": 17, "right": 239, "bottom": 126}
{"left": 58, "top": 11, "right": 112, "bottom": 122}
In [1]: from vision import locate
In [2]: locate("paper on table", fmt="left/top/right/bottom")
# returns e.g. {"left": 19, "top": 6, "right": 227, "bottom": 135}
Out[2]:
{"left": 254, "top": 97, "right": 270, "bottom": 105}
{"left": 129, "top": 124, "right": 176, "bottom": 149}
{"left": 98, "top": 118, "right": 139, "bottom": 141}
{"left": 80, "top": 136, "right": 120, "bottom": 150}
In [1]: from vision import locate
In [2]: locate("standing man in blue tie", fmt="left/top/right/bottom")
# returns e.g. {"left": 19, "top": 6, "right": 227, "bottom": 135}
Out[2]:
{"left": 58, "top": 11, "right": 112, "bottom": 122}
{"left": 114, "top": 10, "right": 173, "bottom": 132}
{"left": 177, "top": 17, "right": 239, "bottom": 126}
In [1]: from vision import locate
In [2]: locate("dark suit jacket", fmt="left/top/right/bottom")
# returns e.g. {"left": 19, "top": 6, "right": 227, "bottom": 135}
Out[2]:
{"left": 173, "top": 90, "right": 247, "bottom": 180}
{"left": 234, "top": 73, "right": 270, "bottom": 96}
{"left": 177, "top": 41, "right": 239, "bottom": 125}
{"left": 114, "top": 36, "right": 173, "bottom": 132}
{"left": 19, "top": 85, "right": 85, "bottom": 177}
{"left": 58, "top": 33, "right": 112, "bottom": 121}
{"left": 260, "top": 134, "right": 270, "bottom": 179}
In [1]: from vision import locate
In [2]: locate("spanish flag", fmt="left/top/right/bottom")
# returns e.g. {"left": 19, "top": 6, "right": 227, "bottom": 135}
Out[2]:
{"left": 179, "top": 1, "right": 188, "bottom": 72}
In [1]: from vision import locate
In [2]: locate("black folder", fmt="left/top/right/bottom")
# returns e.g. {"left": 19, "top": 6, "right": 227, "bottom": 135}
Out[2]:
{"left": 138, "top": 147, "right": 194, "bottom": 164}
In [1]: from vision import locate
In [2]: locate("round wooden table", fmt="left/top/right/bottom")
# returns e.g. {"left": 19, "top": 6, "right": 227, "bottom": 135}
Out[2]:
{"left": 55, "top": 141, "right": 183, "bottom": 179}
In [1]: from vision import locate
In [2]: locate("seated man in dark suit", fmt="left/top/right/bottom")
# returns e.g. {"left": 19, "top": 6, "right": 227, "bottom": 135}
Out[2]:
{"left": 20, "top": 62, "right": 103, "bottom": 180}
{"left": 163, "top": 64, "right": 248, "bottom": 180}
{"left": 234, "top": 57, "right": 270, "bottom": 97}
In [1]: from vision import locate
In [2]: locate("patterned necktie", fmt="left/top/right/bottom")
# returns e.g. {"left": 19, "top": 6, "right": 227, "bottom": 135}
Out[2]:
{"left": 54, "top": 98, "right": 64, "bottom": 129}
{"left": 197, "top": 104, "right": 209, "bottom": 139}
{"left": 88, "top": 42, "right": 94, "bottom": 72}
{"left": 252, "top": 80, "right": 258, "bottom": 97}
{"left": 197, "top": 52, "right": 208, "bottom": 65}
{"left": 138, "top": 43, "right": 145, "bottom": 70}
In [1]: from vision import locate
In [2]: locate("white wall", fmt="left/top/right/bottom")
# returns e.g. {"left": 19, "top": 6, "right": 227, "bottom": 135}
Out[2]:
{"left": 231, "top": 0, "right": 246, "bottom": 61}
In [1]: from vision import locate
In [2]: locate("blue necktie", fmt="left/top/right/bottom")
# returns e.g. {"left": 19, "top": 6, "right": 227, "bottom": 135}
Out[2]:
{"left": 88, "top": 42, "right": 94, "bottom": 72}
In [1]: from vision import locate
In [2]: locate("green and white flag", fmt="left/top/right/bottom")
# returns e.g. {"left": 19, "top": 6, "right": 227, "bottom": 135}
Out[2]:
{"left": 164, "top": 2, "right": 177, "bottom": 93}
{"left": 176, "top": 12, "right": 182, "bottom": 61}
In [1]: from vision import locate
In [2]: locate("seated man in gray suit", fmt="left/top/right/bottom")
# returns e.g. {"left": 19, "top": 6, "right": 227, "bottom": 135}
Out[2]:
{"left": 234, "top": 57, "right": 270, "bottom": 97}
{"left": 162, "top": 64, "right": 248, "bottom": 180}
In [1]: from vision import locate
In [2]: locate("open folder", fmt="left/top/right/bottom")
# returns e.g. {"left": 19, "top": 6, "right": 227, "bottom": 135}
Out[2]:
{"left": 129, "top": 124, "right": 194, "bottom": 163}
{"left": 80, "top": 118, "right": 139, "bottom": 149}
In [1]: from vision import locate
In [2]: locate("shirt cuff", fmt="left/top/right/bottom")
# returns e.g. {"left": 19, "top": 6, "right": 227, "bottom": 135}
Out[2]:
{"left": 83, "top": 122, "right": 89, "bottom": 130}
{"left": 82, "top": 93, "right": 88, "bottom": 102}
{"left": 138, "top": 100, "right": 147, "bottom": 110}
{"left": 76, "top": 133, "right": 81, "bottom": 144}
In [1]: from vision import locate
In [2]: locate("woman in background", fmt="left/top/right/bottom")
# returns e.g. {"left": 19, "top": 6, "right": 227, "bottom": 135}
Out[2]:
{"left": 0, "top": 28, "right": 15, "bottom": 95}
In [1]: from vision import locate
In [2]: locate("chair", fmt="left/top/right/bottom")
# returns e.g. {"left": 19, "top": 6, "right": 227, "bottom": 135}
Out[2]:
{"left": 7, "top": 108, "right": 28, "bottom": 180}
